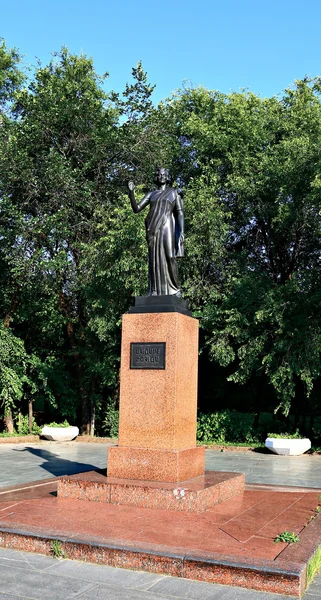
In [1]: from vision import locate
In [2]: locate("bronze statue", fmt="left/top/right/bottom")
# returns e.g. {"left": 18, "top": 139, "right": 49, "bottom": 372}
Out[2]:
{"left": 127, "top": 167, "right": 184, "bottom": 297}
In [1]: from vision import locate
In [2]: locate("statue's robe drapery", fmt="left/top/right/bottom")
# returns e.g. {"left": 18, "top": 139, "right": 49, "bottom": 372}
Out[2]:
{"left": 145, "top": 187, "right": 183, "bottom": 296}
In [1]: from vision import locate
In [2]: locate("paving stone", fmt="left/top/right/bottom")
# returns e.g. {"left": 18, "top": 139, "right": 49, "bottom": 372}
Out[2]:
{"left": 306, "top": 576, "right": 321, "bottom": 596}
{"left": 145, "top": 576, "right": 297, "bottom": 599}
{"left": 0, "top": 442, "right": 109, "bottom": 489}
{"left": 74, "top": 583, "right": 208, "bottom": 600}
{"left": 74, "top": 581, "right": 296, "bottom": 600}
{"left": 46, "top": 559, "right": 165, "bottom": 590}
{"left": 0, "top": 546, "right": 58, "bottom": 570}
{"left": 147, "top": 576, "right": 247, "bottom": 598}
{"left": 0, "top": 564, "right": 97, "bottom": 600}
{"left": 205, "top": 452, "right": 321, "bottom": 488}
{"left": 0, "top": 595, "right": 26, "bottom": 599}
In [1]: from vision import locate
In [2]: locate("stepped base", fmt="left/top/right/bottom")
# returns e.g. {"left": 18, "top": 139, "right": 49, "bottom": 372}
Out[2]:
{"left": 58, "top": 470, "right": 245, "bottom": 513}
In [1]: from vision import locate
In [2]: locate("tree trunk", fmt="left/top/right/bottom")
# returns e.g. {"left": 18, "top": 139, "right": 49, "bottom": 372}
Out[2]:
{"left": 90, "top": 401, "right": 95, "bottom": 437}
{"left": 4, "top": 409, "right": 14, "bottom": 433}
{"left": 28, "top": 397, "right": 33, "bottom": 433}
{"left": 293, "top": 380, "right": 301, "bottom": 430}
{"left": 4, "top": 292, "right": 19, "bottom": 328}
{"left": 81, "top": 387, "right": 90, "bottom": 435}
{"left": 3, "top": 295, "right": 19, "bottom": 435}
{"left": 58, "top": 289, "right": 90, "bottom": 435}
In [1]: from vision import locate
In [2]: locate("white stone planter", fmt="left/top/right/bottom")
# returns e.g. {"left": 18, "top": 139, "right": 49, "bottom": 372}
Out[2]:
{"left": 41, "top": 426, "right": 79, "bottom": 442}
{"left": 265, "top": 437, "right": 311, "bottom": 456}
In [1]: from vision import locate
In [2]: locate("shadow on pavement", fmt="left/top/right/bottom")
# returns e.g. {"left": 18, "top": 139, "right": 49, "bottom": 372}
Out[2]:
{"left": 252, "top": 446, "right": 272, "bottom": 454}
{"left": 12, "top": 446, "right": 104, "bottom": 477}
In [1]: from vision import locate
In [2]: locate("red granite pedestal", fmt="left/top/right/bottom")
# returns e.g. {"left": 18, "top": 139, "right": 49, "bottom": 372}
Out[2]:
{"left": 59, "top": 309, "right": 244, "bottom": 511}
{"left": 108, "top": 311, "right": 204, "bottom": 483}
{"left": 103, "top": 310, "right": 244, "bottom": 510}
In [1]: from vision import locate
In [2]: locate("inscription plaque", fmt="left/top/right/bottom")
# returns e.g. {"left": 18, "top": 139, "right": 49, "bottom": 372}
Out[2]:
{"left": 130, "top": 342, "right": 166, "bottom": 370}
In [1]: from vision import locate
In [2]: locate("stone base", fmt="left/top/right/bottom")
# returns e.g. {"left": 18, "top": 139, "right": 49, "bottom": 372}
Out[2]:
{"left": 107, "top": 445, "right": 205, "bottom": 482}
{"left": 128, "top": 295, "right": 192, "bottom": 316}
{"left": 58, "top": 470, "right": 245, "bottom": 512}
{"left": 117, "top": 312, "right": 199, "bottom": 453}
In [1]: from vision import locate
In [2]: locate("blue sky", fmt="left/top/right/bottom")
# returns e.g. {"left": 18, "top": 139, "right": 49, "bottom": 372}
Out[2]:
{"left": 2, "top": 0, "right": 321, "bottom": 104}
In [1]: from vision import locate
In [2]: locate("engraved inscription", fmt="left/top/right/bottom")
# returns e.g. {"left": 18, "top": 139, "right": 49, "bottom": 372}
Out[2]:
{"left": 130, "top": 342, "right": 166, "bottom": 370}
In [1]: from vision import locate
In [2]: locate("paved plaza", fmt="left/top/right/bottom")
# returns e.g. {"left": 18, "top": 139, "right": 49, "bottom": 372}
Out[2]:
{"left": 1, "top": 441, "right": 321, "bottom": 489}
{"left": 0, "top": 441, "right": 321, "bottom": 599}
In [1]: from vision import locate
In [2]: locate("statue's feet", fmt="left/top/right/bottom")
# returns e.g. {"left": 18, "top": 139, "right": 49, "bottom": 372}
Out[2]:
{"left": 175, "top": 290, "right": 182, "bottom": 298}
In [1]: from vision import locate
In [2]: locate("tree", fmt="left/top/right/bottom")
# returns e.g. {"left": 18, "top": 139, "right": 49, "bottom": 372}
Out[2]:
{"left": 167, "top": 80, "right": 321, "bottom": 416}
{"left": 0, "top": 327, "right": 28, "bottom": 432}
{"left": 0, "top": 39, "right": 24, "bottom": 111}
{"left": 0, "top": 47, "right": 120, "bottom": 432}
{"left": 3, "top": 38, "right": 321, "bottom": 430}
{"left": 0, "top": 46, "right": 170, "bottom": 433}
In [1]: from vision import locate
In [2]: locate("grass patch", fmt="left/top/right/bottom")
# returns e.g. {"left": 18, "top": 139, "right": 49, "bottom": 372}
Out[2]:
{"left": 197, "top": 440, "right": 264, "bottom": 448}
{"left": 50, "top": 540, "right": 66, "bottom": 559}
{"left": 307, "top": 546, "right": 321, "bottom": 586}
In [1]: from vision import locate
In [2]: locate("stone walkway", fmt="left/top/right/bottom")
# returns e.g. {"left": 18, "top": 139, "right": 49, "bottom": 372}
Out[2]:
{"left": 205, "top": 450, "right": 321, "bottom": 488}
{"left": 0, "top": 442, "right": 109, "bottom": 488}
{"left": 1, "top": 441, "right": 321, "bottom": 489}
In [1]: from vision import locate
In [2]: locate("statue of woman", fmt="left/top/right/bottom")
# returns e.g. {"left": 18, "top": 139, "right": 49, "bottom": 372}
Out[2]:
{"left": 127, "top": 167, "right": 184, "bottom": 296}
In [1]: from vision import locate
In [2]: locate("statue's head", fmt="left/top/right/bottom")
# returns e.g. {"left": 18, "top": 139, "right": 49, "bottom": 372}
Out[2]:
{"left": 155, "top": 167, "right": 171, "bottom": 185}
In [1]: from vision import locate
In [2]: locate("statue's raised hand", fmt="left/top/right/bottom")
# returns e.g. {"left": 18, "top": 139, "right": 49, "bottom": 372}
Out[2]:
{"left": 127, "top": 181, "right": 135, "bottom": 192}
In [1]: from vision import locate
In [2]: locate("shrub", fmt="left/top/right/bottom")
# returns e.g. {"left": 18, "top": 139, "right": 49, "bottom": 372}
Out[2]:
{"left": 44, "top": 420, "right": 70, "bottom": 428}
{"left": 102, "top": 400, "right": 119, "bottom": 438}
{"left": 16, "top": 414, "right": 42, "bottom": 435}
{"left": 267, "top": 430, "right": 305, "bottom": 439}
{"left": 197, "top": 410, "right": 261, "bottom": 444}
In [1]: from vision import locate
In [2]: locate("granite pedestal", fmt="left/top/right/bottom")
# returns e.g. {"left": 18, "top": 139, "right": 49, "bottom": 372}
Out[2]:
{"left": 59, "top": 297, "right": 244, "bottom": 511}
{"left": 107, "top": 306, "right": 204, "bottom": 483}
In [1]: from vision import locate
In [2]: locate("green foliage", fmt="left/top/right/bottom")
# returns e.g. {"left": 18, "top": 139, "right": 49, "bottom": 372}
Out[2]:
{"left": 169, "top": 80, "right": 321, "bottom": 415}
{"left": 102, "top": 400, "right": 119, "bottom": 438}
{"left": 274, "top": 531, "right": 300, "bottom": 544}
{"left": 1, "top": 38, "right": 321, "bottom": 428}
{"left": 196, "top": 412, "right": 313, "bottom": 444}
{"left": 44, "top": 420, "right": 70, "bottom": 428}
{"left": 307, "top": 546, "right": 321, "bottom": 586}
{"left": 0, "top": 43, "right": 176, "bottom": 432}
{"left": 267, "top": 430, "right": 304, "bottom": 439}
{"left": 50, "top": 540, "right": 66, "bottom": 559}
{"left": 0, "top": 39, "right": 24, "bottom": 109}
{"left": 197, "top": 410, "right": 260, "bottom": 444}
{"left": 0, "top": 328, "right": 28, "bottom": 418}
{"left": 16, "top": 414, "right": 41, "bottom": 435}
